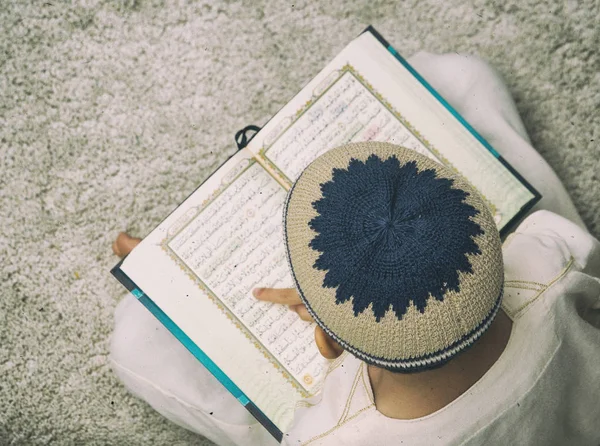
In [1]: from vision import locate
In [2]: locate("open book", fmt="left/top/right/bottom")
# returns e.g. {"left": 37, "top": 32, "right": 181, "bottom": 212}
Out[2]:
{"left": 111, "top": 26, "right": 540, "bottom": 442}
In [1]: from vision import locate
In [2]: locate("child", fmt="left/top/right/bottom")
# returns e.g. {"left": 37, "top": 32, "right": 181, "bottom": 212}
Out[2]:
{"left": 110, "top": 53, "right": 600, "bottom": 445}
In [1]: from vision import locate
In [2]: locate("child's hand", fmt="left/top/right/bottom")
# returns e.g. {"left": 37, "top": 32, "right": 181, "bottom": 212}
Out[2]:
{"left": 112, "top": 233, "right": 142, "bottom": 258}
{"left": 252, "top": 288, "right": 344, "bottom": 360}
{"left": 252, "top": 288, "right": 314, "bottom": 322}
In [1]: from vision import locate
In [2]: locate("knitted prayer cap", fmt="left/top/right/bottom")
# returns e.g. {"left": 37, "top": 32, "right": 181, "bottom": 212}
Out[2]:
{"left": 283, "top": 142, "right": 504, "bottom": 373}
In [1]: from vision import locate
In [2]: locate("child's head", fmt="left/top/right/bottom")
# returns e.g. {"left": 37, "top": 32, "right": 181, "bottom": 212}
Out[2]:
{"left": 284, "top": 142, "right": 504, "bottom": 373}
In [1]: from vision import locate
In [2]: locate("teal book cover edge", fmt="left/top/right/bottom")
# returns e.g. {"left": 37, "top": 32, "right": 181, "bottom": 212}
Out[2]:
{"left": 362, "top": 25, "right": 541, "bottom": 237}
{"left": 110, "top": 259, "right": 284, "bottom": 443}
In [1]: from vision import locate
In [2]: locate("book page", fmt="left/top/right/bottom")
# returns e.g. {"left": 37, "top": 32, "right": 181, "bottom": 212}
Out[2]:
{"left": 246, "top": 32, "right": 536, "bottom": 231}
{"left": 120, "top": 149, "right": 329, "bottom": 433}
{"left": 261, "top": 66, "right": 441, "bottom": 181}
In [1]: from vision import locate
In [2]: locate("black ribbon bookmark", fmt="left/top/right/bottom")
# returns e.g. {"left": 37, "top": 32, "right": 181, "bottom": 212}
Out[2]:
{"left": 235, "top": 125, "right": 262, "bottom": 150}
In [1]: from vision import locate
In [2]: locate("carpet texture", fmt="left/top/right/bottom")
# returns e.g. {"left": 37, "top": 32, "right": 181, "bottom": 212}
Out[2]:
{"left": 1, "top": 0, "right": 598, "bottom": 444}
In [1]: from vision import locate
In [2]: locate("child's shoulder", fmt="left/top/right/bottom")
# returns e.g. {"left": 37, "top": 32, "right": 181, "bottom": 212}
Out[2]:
{"left": 501, "top": 210, "right": 599, "bottom": 319}
{"left": 285, "top": 353, "right": 376, "bottom": 445}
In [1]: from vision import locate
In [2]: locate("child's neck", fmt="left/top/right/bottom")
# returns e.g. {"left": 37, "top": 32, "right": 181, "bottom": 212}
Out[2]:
{"left": 367, "top": 309, "right": 513, "bottom": 420}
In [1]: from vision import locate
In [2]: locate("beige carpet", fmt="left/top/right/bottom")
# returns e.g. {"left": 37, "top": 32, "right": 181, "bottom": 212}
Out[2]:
{"left": 1, "top": 0, "right": 599, "bottom": 444}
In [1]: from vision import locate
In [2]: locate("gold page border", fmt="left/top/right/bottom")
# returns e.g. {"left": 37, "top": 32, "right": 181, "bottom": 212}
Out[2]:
{"left": 159, "top": 159, "right": 312, "bottom": 398}
{"left": 257, "top": 64, "right": 497, "bottom": 216}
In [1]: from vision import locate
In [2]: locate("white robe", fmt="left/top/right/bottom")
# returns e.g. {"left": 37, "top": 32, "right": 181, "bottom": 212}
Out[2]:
{"left": 109, "top": 52, "right": 599, "bottom": 446}
{"left": 282, "top": 209, "right": 600, "bottom": 445}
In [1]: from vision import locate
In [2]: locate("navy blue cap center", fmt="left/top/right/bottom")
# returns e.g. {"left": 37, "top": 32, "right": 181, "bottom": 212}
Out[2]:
{"left": 308, "top": 154, "right": 484, "bottom": 322}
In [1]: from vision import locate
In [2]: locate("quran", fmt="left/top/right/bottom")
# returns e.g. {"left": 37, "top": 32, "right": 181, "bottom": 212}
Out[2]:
{"left": 111, "top": 26, "right": 540, "bottom": 441}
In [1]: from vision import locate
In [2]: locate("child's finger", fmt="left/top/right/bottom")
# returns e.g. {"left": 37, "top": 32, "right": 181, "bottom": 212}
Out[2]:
{"left": 252, "top": 288, "right": 302, "bottom": 305}
{"left": 290, "top": 304, "right": 314, "bottom": 323}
